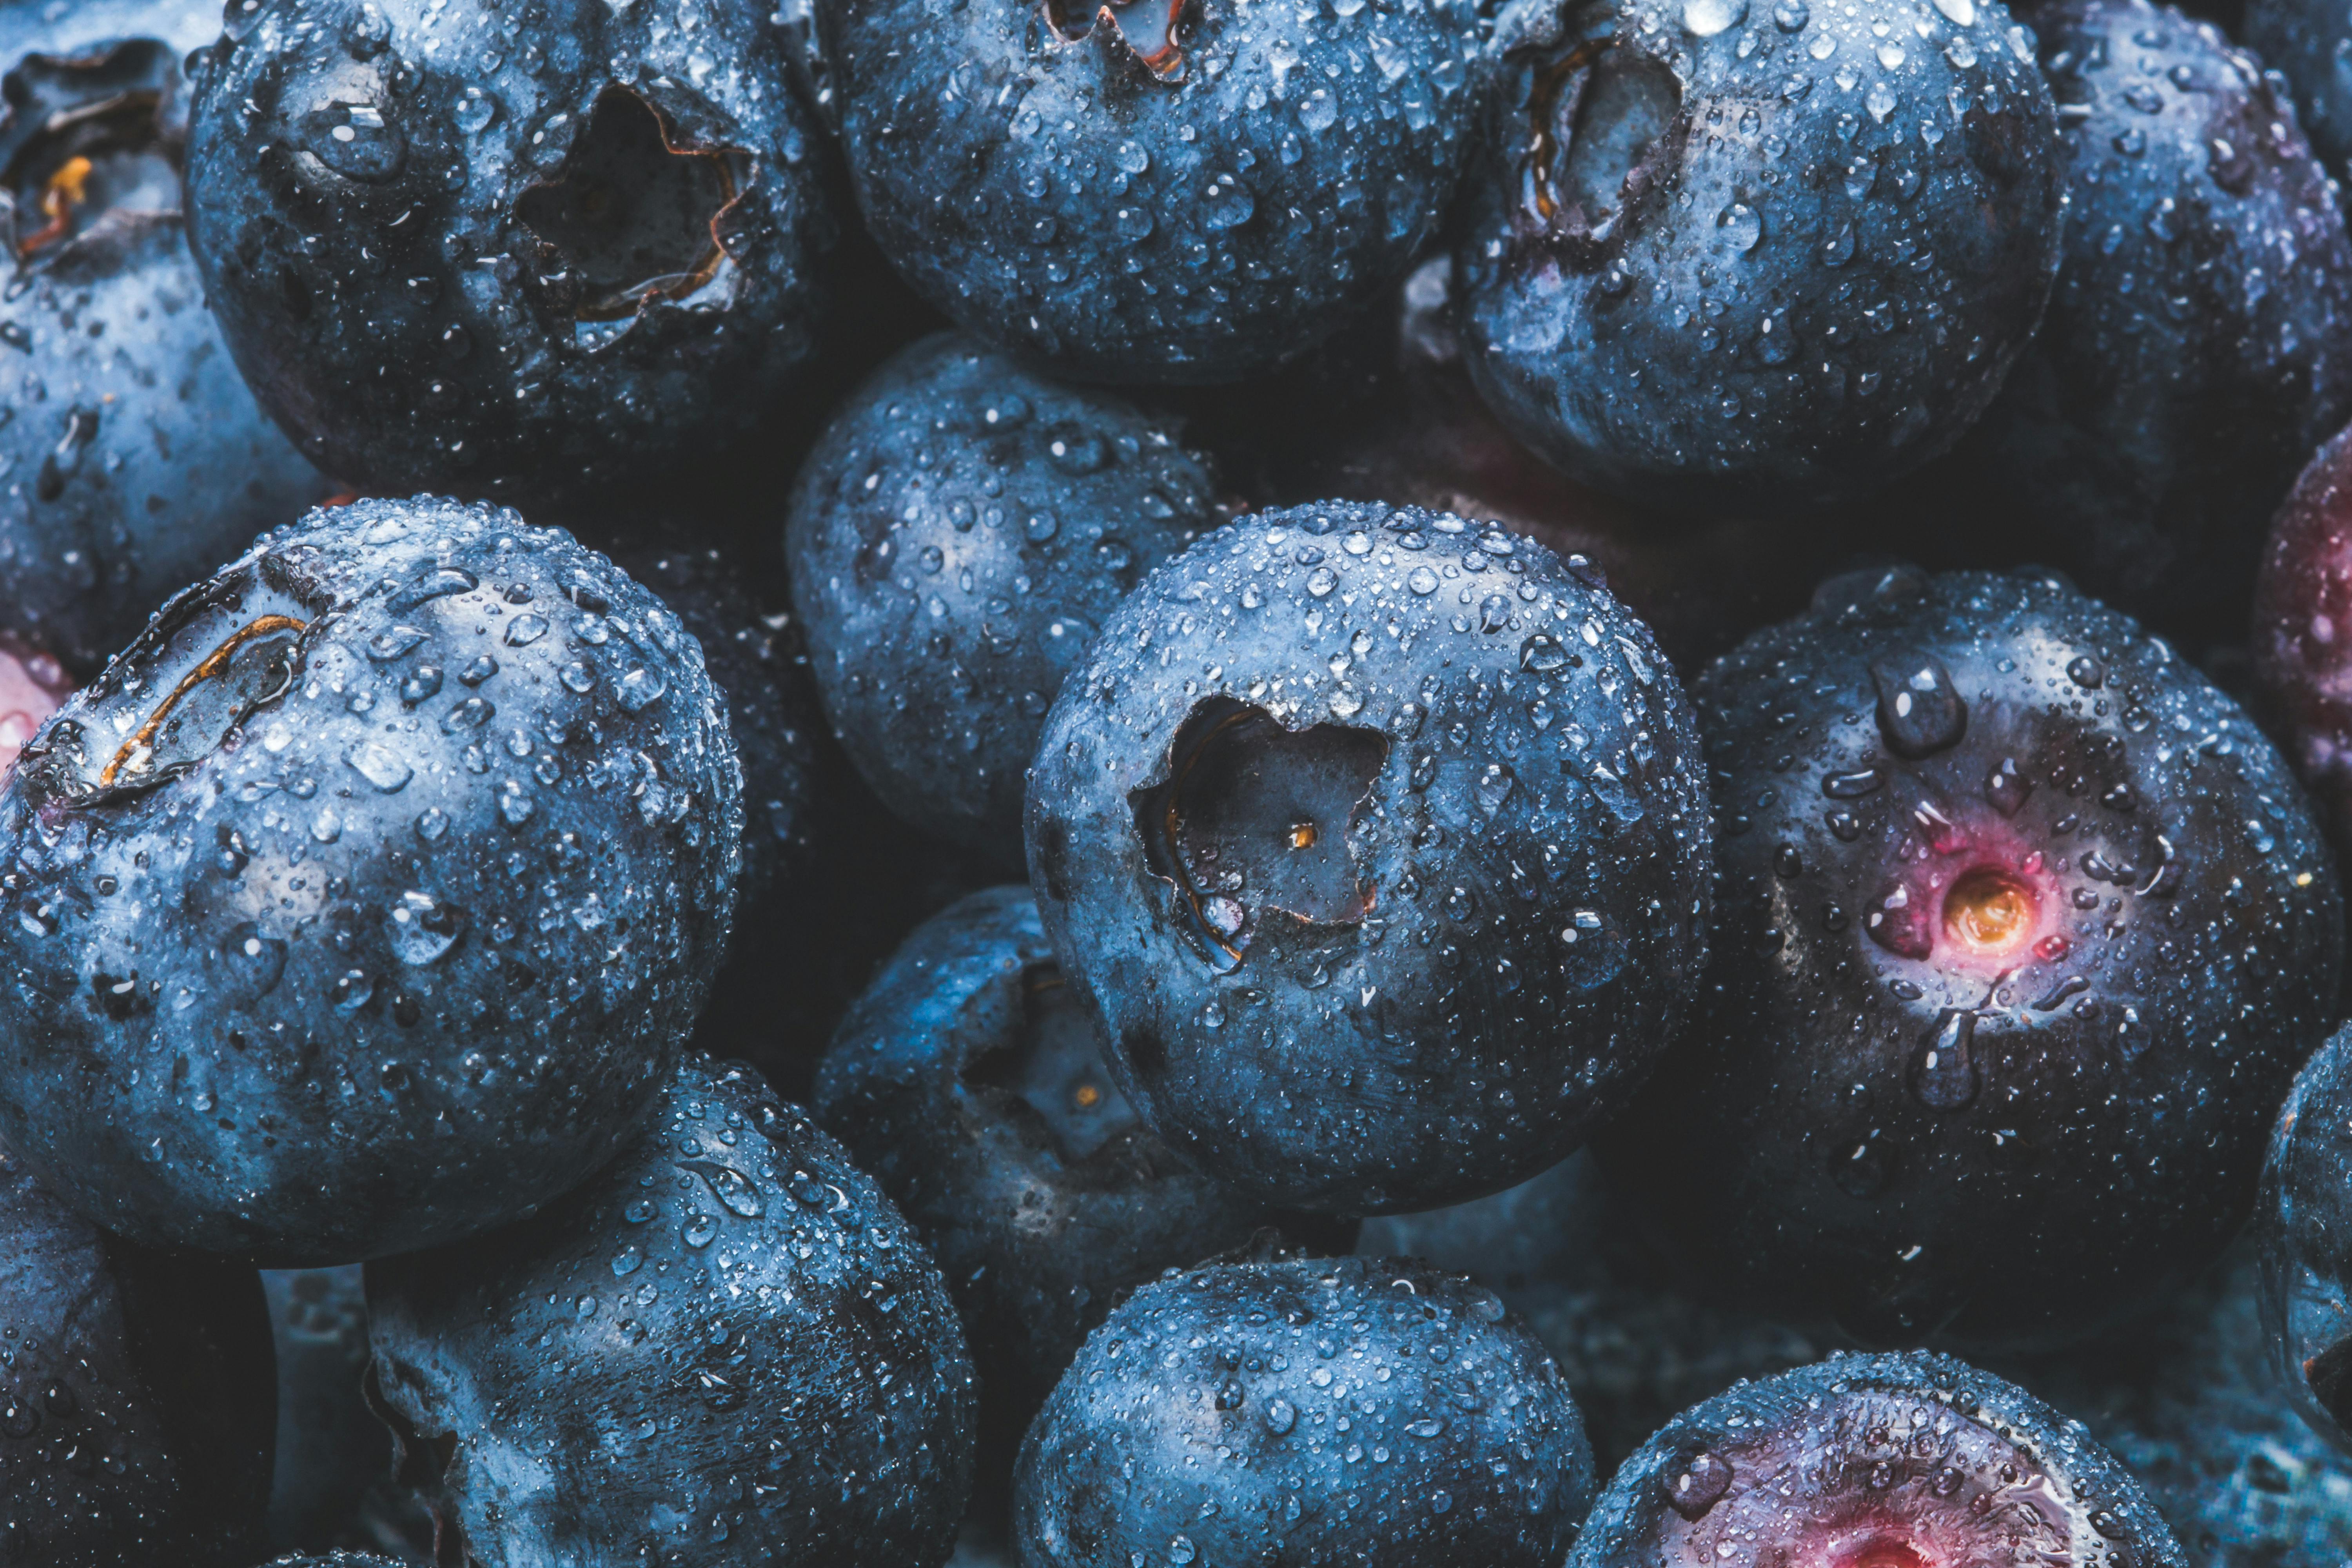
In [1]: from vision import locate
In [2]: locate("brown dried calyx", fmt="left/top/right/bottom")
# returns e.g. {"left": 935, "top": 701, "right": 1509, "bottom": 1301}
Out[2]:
{"left": 1045, "top": 0, "right": 1192, "bottom": 82}
{"left": 0, "top": 38, "right": 183, "bottom": 261}
{"left": 517, "top": 85, "right": 744, "bottom": 323}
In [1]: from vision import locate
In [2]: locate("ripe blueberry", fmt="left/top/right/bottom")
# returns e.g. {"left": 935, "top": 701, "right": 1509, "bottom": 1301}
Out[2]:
{"left": 1969, "top": 0, "right": 2352, "bottom": 637}
{"left": 1013, "top": 1250, "right": 1594, "bottom": 1568}
{"left": 1454, "top": 0, "right": 2064, "bottom": 512}
{"left": 1025, "top": 501, "right": 1712, "bottom": 1215}
{"left": 0, "top": 1137, "right": 276, "bottom": 1567}
{"left": 2254, "top": 423, "right": 2352, "bottom": 878}
{"left": 2260, "top": 1022, "right": 2352, "bottom": 1453}
{"left": 787, "top": 333, "right": 1214, "bottom": 862}
{"left": 813, "top": 884, "right": 1355, "bottom": 1482}
{"left": 0, "top": 496, "right": 743, "bottom": 1262}
{"left": 366, "top": 1056, "right": 977, "bottom": 1568}
{"left": 814, "top": 0, "right": 1481, "bottom": 382}
{"left": 0, "top": 17, "right": 330, "bottom": 675}
{"left": 183, "top": 0, "right": 835, "bottom": 509}
{"left": 1604, "top": 565, "right": 2343, "bottom": 1347}
{"left": 1570, "top": 1350, "right": 2185, "bottom": 1568}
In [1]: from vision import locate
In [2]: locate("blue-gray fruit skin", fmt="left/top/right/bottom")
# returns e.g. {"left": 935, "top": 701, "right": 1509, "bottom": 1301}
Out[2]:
{"left": 260, "top": 1265, "right": 392, "bottom": 1553}
{"left": 813, "top": 884, "right": 1355, "bottom": 1485}
{"left": 0, "top": 496, "right": 742, "bottom": 1264}
{"left": 2245, "top": 0, "right": 2352, "bottom": 179}
{"left": 1604, "top": 566, "right": 2342, "bottom": 1351}
{"left": 787, "top": 333, "right": 1214, "bottom": 863}
{"left": 1971, "top": 0, "right": 2352, "bottom": 638}
{"left": 2261, "top": 1022, "right": 2352, "bottom": 1456}
{"left": 181, "top": 0, "right": 834, "bottom": 511}
{"left": 1024, "top": 501, "right": 1712, "bottom": 1216}
{"left": 1012, "top": 1251, "right": 1595, "bottom": 1568}
{"left": 0, "top": 1138, "right": 276, "bottom": 1568}
{"left": 366, "top": 1056, "right": 978, "bottom": 1568}
{"left": 1455, "top": 0, "right": 2065, "bottom": 514}
{"left": 1571, "top": 1351, "right": 2186, "bottom": 1568}
{"left": 812, "top": 0, "right": 1481, "bottom": 384}
{"left": 0, "top": 10, "right": 331, "bottom": 677}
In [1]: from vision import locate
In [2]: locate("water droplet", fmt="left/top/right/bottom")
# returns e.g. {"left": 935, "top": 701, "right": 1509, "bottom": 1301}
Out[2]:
{"left": 1871, "top": 648, "right": 1966, "bottom": 757}
{"left": 505, "top": 613, "right": 549, "bottom": 647}
{"left": 388, "top": 889, "right": 467, "bottom": 965}
{"left": 1932, "top": 0, "right": 1973, "bottom": 22}
{"left": 1716, "top": 202, "right": 1762, "bottom": 253}
{"left": 682, "top": 1160, "right": 763, "bottom": 1218}
{"left": 616, "top": 668, "right": 666, "bottom": 712}
{"left": 1668, "top": 1450, "right": 1735, "bottom": 1519}
{"left": 345, "top": 740, "right": 413, "bottom": 793}
{"left": 1266, "top": 1399, "right": 1298, "bottom": 1434}
{"left": 1909, "top": 1010, "right": 1980, "bottom": 1109}
{"left": 1406, "top": 566, "right": 1440, "bottom": 595}
{"left": 2066, "top": 655, "right": 2105, "bottom": 690}
{"left": 1684, "top": 0, "right": 1747, "bottom": 35}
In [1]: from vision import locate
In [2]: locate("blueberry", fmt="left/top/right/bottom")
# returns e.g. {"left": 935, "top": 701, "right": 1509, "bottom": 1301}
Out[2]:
{"left": 260, "top": 1266, "right": 393, "bottom": 1552}
{"left": 2259, "top": 1022, "right": 2352, "bottom": 1453}
{"left": 787, "top": 333, "right": 1215, "bottom": 860}
{"left": 1453, "top": 0, "right": 2065, "bottom": 512}
{"left": 1024, "top": 501, "right": 1712, "bottom": 1214}
{"left": 813, "top": 884, "right": 1356, "bottom": 1485}
{"left": 0, "top": 20, "right": 332, "bottom": 676}
{"left": 2255, "top": 424, "right": 2352, "bottom": 878}
{"left": 2245, "top": 0, "right": 2352, "bottom": 180}
{"left": 183, "top": 0, "right": 835, "bottom": 510}
{"left": 813, "top": 0, "right": 1481, "bottom": 383}
{"left": 1570, "top": 1350, "right": 2186, "bottom": 1568}
{"left": 1964, "top": 0, "right": 2352, "bottom": 639}
{"left": 0, "top": 1137, "right": 276, "bottom": 1566}
{"left": 1603, "top": 565, "right": 2342, "bottom": 1348}
{"left": 1013, "top": 1250, "right": 1593, "bottom": 1568}
{"left": 0, "top": 495, "right": 743, "bottom": 1262}
{"left": 366, "top": 1056, "right": 977, "bottom": 1568}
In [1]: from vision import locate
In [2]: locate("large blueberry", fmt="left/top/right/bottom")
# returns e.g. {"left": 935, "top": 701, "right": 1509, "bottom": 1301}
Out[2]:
{"left": 2260, "top": 1022, "right": 2352, "bottom": 1454}
{"left": 0, "top": 496, "right": 742, "bottom": 1262}
{"left": 2245, "top": 0, "right": 2352, "bottom": 178}
{"left": 787, "top": 333, "right": 1214, "bottom": 860}
{"left": 1024, "top": 501, "right": 1712, "bottom": 1215}
{"left": 366, "top": 1056, "right": 976, "bottom": 1568}
{"left": 1570, "top": 1351, "right": 2185, "bottom": 1568}
{"left": 0, "top": 1137, "right": 276, "bottom": 1567}
{"left": 1967, "top": 0, "right": 2352, "bottom": 638}
{"left": 813, "top": 0, "right": 1480, "bottom": 383}
{"left": 813, "top": 884, "right": 1354, "bottom": 1481}
{"left": 1604, "top": 565, "right": 2343, "bottom": 1348}
{"left": 182, "top": 0, "right": 834, "bottom": 510}
{"left": 1012, "top": 1251, "right": 1595, "bottom": 1568}
{"left": 0, "top": 15, "right": 331, "bottom": 676}
{"left": 1454, "top": 0, "right": 2064, "bottom": 512}
{"left": 2253, "top": 423, "right": 2352, "bottom": 884}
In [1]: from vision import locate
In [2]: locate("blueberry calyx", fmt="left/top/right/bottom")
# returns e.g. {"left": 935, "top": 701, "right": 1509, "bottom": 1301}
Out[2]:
{"left": 1127, "top": 695, "right": 1389, "bottom": 973}
{"left": 16, "top": 554, "right": 324, "bottom": 809}
{"left": 0, "top": 38, "right": 182, "bottom": 264}
{"left": 1515, "top": 37, "right": 1682, "bottom": 265}
{"left": 1041, "top": 0, "right": 1191, "bottom": 82}
{"left": 515, "top": 84, "right": 743, "bottom": 329}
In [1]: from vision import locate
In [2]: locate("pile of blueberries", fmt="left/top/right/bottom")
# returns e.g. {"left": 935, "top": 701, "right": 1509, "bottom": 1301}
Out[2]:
{"left": 19, "top": 0, "right": 2352, "bottom": 1561}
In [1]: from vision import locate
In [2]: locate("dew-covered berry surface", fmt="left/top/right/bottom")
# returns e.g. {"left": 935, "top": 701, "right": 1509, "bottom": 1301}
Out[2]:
{"left": 13, "top": 0, "right": 2352, "bottom": 1561}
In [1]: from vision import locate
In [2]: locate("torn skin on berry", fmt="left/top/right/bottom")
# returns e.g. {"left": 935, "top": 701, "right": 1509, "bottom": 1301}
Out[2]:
{"left": 1570, "top": 1352, "right": 2186, "bottom": 1568}
{"left": 1601, "top": 566, "right": 2342, "bottom": 1350}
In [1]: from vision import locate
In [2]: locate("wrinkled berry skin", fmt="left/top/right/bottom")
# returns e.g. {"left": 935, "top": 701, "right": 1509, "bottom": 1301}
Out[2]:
{"left": 814, "top": 885, "right": 1354, "bottom": 1480}
{"left": 1013, "top": 1252, "right": 1594, "bottom": 1568}
{"left": 183, "top": 0, "right": 833, "bottom": 510}
{"left": 1025, "top": 501, "right": 1712, "bottom": 1215}
{"left": 1971, "top": 0, "right": 2352, "bottom": 637}
{"left": 2259, "top": 1023, "right": 2352, "bottom": 1454}
{"left": 1455, "top": 0, "right": 2063, "bottom": 513}
{"left": 0, "top": 1139, "right": 276, "bottom": 1567}
{"left": 0, "top": 497, "right": 742, "bottom": 1263}
{"left": 788, "top": 334, "right": 1213, "bottom": 861}
{"left": 367, "top": 1057, "right": 977, "bottom": 1568}
{"left": 1569, "top": 1351, "right": 2185, "bottom": 1568}
{"left": 0, "top": 13, "right": 331, "bottom": 677}
{"left": 813, "top": 0, "right": 1479, "bottom": 384}
{"left": 2245, "top": 0, "right": 2352, "bottom": 179}
{"left": 1605, "top": 566, "right": 2341, "bottom": 1349}
{"left": 2254, "top": 425, "right": 2352, "bottom": 879}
